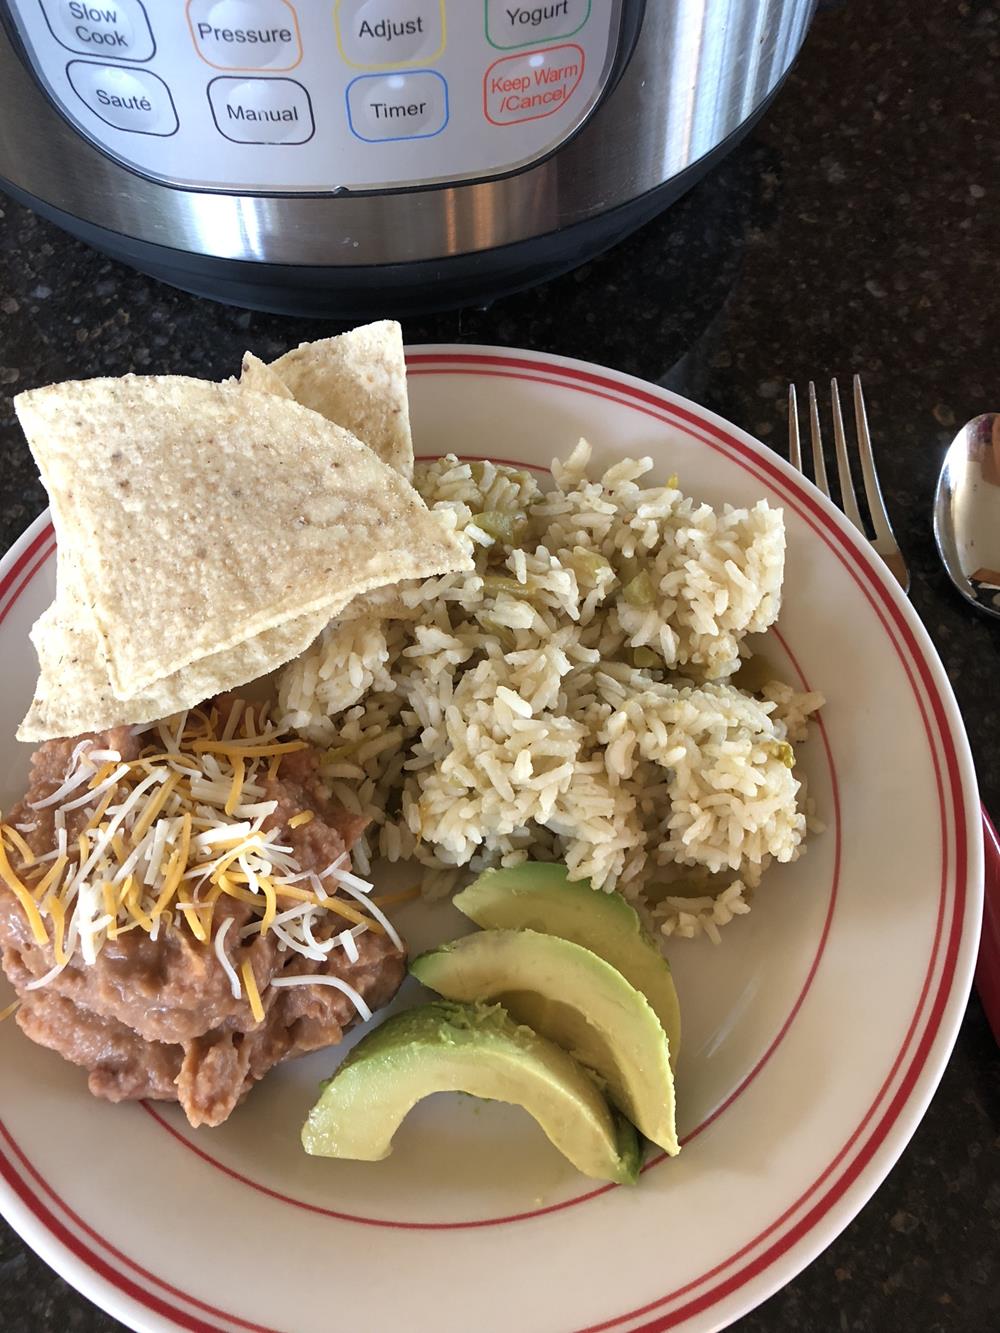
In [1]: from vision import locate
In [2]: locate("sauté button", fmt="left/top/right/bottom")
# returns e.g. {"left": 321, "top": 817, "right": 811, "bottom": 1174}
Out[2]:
{"left": 346, "top": 70, "right": 447, "bottom": 141}
{"left": 66, "top": 61, "right": 177, "bottom": 134}
{"left": 188, "top": 0, "right": 302, "bottom": 70}
{"left": 39, "top": 0, "right": 155, "bottom": 62}
{"left": 208, "top": 76, "right": 314, "bottom": 143}
{"left": 335, "top": 0, "right": 445, "bottom": 69}
{"left": 483, "top": 44, "right": 584, "bottom": 124}
{"left": 486, "top": 0, "right": 591, "bottom": 49}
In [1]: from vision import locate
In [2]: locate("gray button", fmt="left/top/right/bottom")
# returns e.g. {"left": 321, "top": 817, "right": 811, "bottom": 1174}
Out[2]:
{"left": 336, "top": 0, "right": 444, "bottom": 68}
{"left": 486, "top": 0, "right": 591, "bottom": 49}
{"left": 40, "top": 0, "right": 155, "bottom": 62}
{"left": 208, "top": 77, "right": 314, "bottom": 144}
{"left": 188, "top": 0, "right": 302, "bottom": 71}
{"left": 67, "top": 61, "right": 177, "bottom": 134}
{"left": 347, "top": 70, "right": 447, "bottom": 141}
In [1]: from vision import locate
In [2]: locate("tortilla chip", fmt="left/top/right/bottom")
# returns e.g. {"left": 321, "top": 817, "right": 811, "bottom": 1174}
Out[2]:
{"left": 267, "top": 321, "right": 414, "bottom": 478}
{"left": 17, "top": 555, "right": 336, "bottom": 741}
{"left": 15, "top": 375, "right": 470, "bottom": 701}
{"left": 237, "top": 352, "right": 293, "bottom": 400}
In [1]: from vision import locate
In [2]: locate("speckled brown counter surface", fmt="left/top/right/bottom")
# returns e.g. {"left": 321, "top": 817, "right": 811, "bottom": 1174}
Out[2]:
{"left": 0, "top": 1, "right": 997, "bottom": 1330}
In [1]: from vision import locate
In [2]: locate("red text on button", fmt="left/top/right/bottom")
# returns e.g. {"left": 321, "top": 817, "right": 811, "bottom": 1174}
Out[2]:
{"left": 483, "top": 44, "right": 584, "bottom": 124}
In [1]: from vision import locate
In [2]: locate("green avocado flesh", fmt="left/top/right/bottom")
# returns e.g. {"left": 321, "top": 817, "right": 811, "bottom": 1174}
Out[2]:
{"left": 301, "top": 1001, "right": 641, "bottom": 1185}
{"left": 453, "top": 862, "right": 682, "bottom": 1065}
{"left": 411, "top": 930, "right": 679, "bottom": 1155}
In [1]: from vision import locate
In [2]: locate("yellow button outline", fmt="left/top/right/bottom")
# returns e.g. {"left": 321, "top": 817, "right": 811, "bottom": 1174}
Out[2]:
{"left": 334, "top": 0, "right": 446, "bottom": 70}
{"left": 186, "top": 0, "right": 303, "bottom": 73}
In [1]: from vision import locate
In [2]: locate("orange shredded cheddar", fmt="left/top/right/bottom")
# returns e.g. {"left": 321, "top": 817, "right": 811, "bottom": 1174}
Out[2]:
{"left": 287, "top": 810, "right": 314, "bottom": 829}
{"left": 241, "top": 959, "right": 264, "bottom": 1023}
{"left": 0, "top": 839, "right": 49, "bottom": 946}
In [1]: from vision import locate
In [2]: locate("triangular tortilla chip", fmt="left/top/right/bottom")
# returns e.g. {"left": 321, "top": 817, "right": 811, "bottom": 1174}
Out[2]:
{"left": 17, "top": 554, "right": 336, "bottom": 741}
{"left": 267, "top": 321, "right": 414, "bottom": 478}
{"left": 237, "top": 352, "right": 293, "bottom": 400}
{"left": 15, "top": 375, "right": 470, "bottom": 701}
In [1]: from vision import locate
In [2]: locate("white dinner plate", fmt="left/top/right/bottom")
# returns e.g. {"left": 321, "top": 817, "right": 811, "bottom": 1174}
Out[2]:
{"left": 0, "top": 347, "right": 983, "bottom": 1333}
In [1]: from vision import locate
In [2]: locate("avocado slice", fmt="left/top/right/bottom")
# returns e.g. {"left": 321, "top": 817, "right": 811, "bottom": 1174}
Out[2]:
{"left": 453, "top": 863, "right": 682, "bottom": 1065}
{"left": 411, "top": 930, "right": 679, "bottom": 1155}
{"left": 302, "top": 1001, "right": 641, "bottom": 1185}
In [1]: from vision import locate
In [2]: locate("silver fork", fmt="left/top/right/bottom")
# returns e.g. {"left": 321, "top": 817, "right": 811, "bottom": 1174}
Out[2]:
{"left": 787, "top": 376, "right": 910, "bottom": 593}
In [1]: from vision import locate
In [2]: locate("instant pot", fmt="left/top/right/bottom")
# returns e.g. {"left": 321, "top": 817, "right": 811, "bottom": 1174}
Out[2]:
{"left": 0, "top": 2, "right": 815, "bottom": 315}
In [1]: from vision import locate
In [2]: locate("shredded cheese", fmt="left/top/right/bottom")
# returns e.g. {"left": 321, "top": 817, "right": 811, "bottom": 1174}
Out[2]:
{"left": 0, "top": 998, "right": 20, "bottom": 1023}
{"left": 241, "top": 959, "right": 264, "bottom": 1022}
{"left": 0, "top": 705, "right": 401, "bottom": 1018}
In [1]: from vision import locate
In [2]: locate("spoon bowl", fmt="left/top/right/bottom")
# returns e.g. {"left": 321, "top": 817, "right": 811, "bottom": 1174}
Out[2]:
{"left": 933, "top": 413, "right": 1000, "bottom": 619}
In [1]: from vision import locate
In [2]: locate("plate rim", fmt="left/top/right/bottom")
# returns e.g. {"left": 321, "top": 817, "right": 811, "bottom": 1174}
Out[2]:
{"left": 0, "top": 344, "right": 983, "bottom": 1333}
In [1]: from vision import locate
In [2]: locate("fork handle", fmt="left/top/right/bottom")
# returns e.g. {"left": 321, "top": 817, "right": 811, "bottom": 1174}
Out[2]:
{"left": 977, "top": 806, "right": 1000, "bottom": 1044}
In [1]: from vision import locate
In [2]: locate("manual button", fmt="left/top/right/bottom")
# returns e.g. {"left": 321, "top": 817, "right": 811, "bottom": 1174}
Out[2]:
{"left": 39, "top": 0, "right": 155, "bottom": 62}
{"left": 335, "top": 0, "right": 445, "bottom": 69}
{"left": 208, "top": 76, "right": 314, "bottom": 143}
{"left": 66, "top": 60, "right": 177, "bottom": 134}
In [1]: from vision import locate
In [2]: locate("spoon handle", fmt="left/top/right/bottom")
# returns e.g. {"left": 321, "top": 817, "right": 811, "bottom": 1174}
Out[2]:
{"left": 977, "top": 807, "right": 1000, "bottom": 1044}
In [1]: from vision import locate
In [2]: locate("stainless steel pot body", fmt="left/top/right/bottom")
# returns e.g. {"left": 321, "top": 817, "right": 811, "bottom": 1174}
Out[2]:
{"left": 0, "top": 1, "right": 815, "bottom": 312}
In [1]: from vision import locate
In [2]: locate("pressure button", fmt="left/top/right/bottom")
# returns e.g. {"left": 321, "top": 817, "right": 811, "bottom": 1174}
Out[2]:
{"left": 187, "top": 0, "right": 302, "bottom": 71}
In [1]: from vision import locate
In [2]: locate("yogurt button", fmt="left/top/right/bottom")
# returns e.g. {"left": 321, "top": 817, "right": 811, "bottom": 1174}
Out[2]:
{"left": 188, "top": 0, "right": 302, "bottom": 71}
{"left": 39, "top": 0, "right": 154, "bottom": 62}
{"left": 486, "top": 0, "right": 591, "bottom": 49}
{"left": 336, "top": 0, "right": 444, "bottom": 68}
{"left": 66, "top": 61, "right": 177, "bottom": 134}
{"left": 208, "top": 77, "right": 314, "bottom": 143}
{"left": 346, "top": 70, "right": 447, "bottom": 140}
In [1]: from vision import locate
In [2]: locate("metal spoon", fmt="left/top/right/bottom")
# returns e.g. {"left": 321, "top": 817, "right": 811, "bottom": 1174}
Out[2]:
{"left": 933, "top": 413, "right": 1000, "bottom": 618}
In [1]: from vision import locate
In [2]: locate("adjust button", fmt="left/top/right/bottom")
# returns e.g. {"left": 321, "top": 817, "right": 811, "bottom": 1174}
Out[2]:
{"left": 66, "top": 61, "right": 177, "bottom": 134}
{"left": 39, "top": 0, "right": 155, "bottom": 62}
{"left": 486, "top": 0, "right": 591, "bottom": 49}
{"left": 346, "top": 70, "right": 447, "bottom": 141}
{"left": 187, "top": 0, "right": 302, "bottom": 71}
{"left": 335, "top": 0, "right": 445, "bottom": 69}
{"left": 208, "top": 76, "right": 314, "bottom": 143}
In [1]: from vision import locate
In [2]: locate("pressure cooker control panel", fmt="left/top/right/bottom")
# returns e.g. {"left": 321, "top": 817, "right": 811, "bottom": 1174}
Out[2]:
{"left": 8, "top": 1, "right": 622, "bottom": 192}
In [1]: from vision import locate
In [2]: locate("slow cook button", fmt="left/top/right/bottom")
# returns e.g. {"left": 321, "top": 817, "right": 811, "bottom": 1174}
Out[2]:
{"left": 39, "top": 0, "right": 155, "bottom": 62}
{"left": 483, "top": 43, "right": 584, "bottom": 124}
{"left": 208, "top": 77, "right": 314, "bottom": 143}
{"left": 346, "top": 70, "right": 447, "bottom": 141}
{"left": 66, "top": 61, "right": 177, "bottom": 134}
{"left": 486, "top": 0, "right": 591, "bottom": 49}
{"left": 335, "top": 0, "right": 445, "bottom": 69}
{"left": 187, "top": 0, "right": 302, "bottom": 70}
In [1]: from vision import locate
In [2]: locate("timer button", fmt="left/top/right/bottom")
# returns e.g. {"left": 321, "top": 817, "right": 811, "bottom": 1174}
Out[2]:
{"left": 208, "top": 76, "right": 314, "bottom": 143}
{"left": 39, "top": 0, "right": 155, "bottom": 62}
{"left": 335, "top": 0, "right": 445, "bottom": 69}
{"left": 187, "top": 0, "right": 302, "bottom": 71}
{"left": 66, "top": 61, "right": 177, "bottom": 134}
{"left": 346, "top": 70, "right": 448, "bottom": 141}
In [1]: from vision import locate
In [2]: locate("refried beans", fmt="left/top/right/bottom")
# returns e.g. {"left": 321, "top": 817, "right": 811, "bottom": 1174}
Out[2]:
{"left": 0, "top": 703, "right": 406, "bottom": 1127}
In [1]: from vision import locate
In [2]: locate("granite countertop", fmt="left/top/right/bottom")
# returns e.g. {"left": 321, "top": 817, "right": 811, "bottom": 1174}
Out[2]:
{"left": 1, "top": 1, "right": 998, "bottom": 1329}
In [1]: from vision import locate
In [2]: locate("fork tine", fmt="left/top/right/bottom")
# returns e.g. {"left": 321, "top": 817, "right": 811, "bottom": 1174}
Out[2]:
{"left": 807, "top": 382, "right": 831, "bottom": 497}
{"left": 788, "top": 384, "right": 802, "bottom": 472}
{"left": 830, "top": 377, "right": 866, "bottom": 533}
{"left": 852, "top": 376, "right": 910, "bottom": 592}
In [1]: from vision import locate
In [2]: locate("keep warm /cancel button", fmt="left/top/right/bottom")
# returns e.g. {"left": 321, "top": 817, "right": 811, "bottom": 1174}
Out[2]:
{"left": 483, "top": 43, "right": 584, "bottom": 124}
{"left": 208, "top": 77, "right": 314, "bottom": 143}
